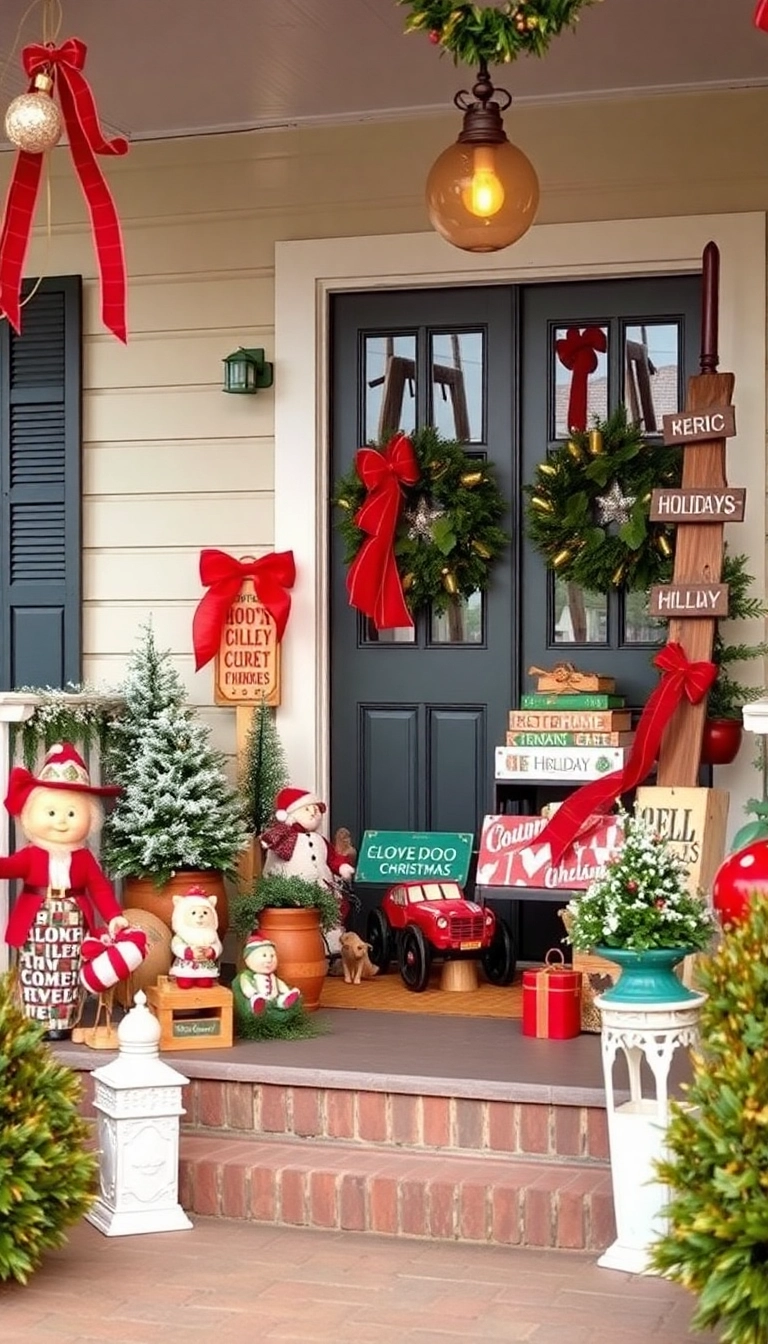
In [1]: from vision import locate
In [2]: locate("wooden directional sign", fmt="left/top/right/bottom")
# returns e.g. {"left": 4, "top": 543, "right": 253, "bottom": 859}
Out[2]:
{"left": 650, "top": 487, "right": 745, "bottom": 523}
{"left": 662, "top": 405, "right": 736, "bottom": 445}
{"left": 214, "top": 577, "right": 281, "bottom": 706}
{"left": 650, "top": 583, "right": 729, "bottom": 618}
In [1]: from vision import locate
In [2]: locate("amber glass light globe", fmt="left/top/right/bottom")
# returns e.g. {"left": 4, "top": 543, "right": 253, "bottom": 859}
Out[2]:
{"left": 426, "top": 138, "right": 540, "bottom": 253}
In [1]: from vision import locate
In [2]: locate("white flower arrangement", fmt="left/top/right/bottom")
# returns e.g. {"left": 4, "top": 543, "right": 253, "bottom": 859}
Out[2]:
{"left": 565, "top": 809, "right": 715, "bottom": 954}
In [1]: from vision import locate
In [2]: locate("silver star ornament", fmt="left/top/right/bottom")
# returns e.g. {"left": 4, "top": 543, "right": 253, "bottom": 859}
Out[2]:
{"left": 596, "top": 480, "right": 636, "bottom": 527}
{"left": 406, "top": 497, "right": 444, "bottom": 541}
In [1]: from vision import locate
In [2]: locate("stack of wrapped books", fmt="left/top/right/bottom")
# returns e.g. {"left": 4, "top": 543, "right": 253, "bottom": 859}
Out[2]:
{"left": 495, "top": 664, "right": 635, "bottom": 783}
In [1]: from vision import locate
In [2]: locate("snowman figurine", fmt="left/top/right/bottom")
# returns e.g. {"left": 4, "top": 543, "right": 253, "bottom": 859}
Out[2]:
{"left": 260, "top": 788, "right": 355, "bottom": 954}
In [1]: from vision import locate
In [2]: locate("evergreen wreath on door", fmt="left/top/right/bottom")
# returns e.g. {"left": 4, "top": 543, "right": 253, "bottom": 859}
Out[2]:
{"left": 334, "top": 426, "right": 508, "bottom": 629}
{"left": 525, "top": 406, "right": 681, "bottom": 592}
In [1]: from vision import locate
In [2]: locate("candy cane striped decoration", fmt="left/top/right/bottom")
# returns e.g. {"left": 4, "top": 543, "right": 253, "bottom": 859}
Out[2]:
{"left": 80, "top": 928, "right": 148, "bottom": 994}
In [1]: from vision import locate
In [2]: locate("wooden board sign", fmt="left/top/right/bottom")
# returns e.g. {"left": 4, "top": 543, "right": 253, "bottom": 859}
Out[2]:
{"left": 634, "top": 786, "right": 729, "bottom": 898}
{"left": 355, "top": 831, "right": 473, "bottom": 885}
{"left": 476, "top": 813, "right": 624, "bottom": 891}
{"left": 649, "top": 487, "right": 745, "bottom": 523}
{"left": 649, "top": 583, "right": 729, "bottom": 618}
{"left": 214, "top": 577, "right": 281, "bottom": 706}
{"left": 662, "top": 405, "right": 736, "bottom": 445}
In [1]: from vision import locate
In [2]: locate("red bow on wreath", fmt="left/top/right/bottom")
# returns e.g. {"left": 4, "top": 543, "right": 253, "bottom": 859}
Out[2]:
{"left": 0, "top": 39, "right": 129, "bottom": 341}
{"left": 755, "top": 1, "right": 768, "bottom": 30}
{"left": 536, "top": 642, "right": 717, "bottom": 866}
{"left": 555, "top": 327, "right": 607, "bottom": 433}
{"left": 346, "top": 432, "right": 420, "bottom": 630}
{"left": 192, "top": 549, "right": 296, "bottom": 671}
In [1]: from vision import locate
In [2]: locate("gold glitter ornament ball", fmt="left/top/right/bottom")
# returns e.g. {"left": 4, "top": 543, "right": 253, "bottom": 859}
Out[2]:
{"left": 5, "top": 90, "right": 63, "bottom": 152}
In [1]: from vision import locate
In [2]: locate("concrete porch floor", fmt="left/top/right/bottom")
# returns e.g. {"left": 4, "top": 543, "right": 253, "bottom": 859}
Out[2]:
{"left": 57, "top": 1006, "right": 690, "bottom": 1103}
{"left": 0, "top": 1216, "right": 718, "bottom": 1343}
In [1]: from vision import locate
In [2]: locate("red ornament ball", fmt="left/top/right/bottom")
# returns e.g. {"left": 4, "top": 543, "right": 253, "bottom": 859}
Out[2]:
{"left": 428, "top": 28, "right": 442, "bottom": 43}
{"left": 712, "top": 840, "right": 768, "bottom": 928}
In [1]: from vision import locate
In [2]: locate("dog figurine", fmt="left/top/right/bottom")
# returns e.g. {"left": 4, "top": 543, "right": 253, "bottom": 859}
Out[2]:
{"left": 339, "top": 931, "right": 379, "bottom": 984}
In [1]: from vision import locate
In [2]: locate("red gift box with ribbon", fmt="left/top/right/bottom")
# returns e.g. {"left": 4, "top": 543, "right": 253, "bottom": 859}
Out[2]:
{"left": 522, "top": 949, "right": 582, "bottom": 1040}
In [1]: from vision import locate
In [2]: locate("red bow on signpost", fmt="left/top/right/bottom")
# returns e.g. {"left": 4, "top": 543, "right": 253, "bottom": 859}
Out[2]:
{"left": 555, "top": 326, "right": 608, "bottom": 433}
{"left": 0, "top": 39, "right": 128, "bottom": 341}
{"left": 346, "top": 432, "right": 420, "bottom": 630}
{"left": 192, "top": 549, "right": 296, "bottom": 671}
{"left": 536, "top": 642, "right": 717, "bottom": 866}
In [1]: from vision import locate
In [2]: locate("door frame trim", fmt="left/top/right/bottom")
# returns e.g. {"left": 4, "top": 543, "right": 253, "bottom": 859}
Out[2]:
{"left": 274, "top": 212, "right": 766, "bottom": 827}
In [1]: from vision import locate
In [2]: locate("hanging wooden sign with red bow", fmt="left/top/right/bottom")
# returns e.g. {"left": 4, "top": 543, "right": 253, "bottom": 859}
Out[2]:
{"left": 0, "top": 39, "right": 129, "bottom": 341}
{"left": 192, "top": 548, "right": 296, "bottom": 707}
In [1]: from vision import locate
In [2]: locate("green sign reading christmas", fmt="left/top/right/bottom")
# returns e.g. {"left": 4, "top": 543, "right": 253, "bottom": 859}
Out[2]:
{"left": 355, "top": 831, "right": 473, "bottom": 885}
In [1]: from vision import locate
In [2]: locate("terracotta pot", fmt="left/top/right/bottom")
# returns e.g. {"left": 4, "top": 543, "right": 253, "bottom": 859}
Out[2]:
{"left": 701, "top": 717, "right": 743, "bottom": 766}
{"left": 121, "top": 870, "right": 229, "bottom": 936}
{"left": 256, "top": 906, "right": 327, "bottom": 1012}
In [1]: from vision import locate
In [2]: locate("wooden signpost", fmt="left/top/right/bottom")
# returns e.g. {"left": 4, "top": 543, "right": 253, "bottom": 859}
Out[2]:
{"left": 653, "top": 241, "right": 739, "bottom": 787}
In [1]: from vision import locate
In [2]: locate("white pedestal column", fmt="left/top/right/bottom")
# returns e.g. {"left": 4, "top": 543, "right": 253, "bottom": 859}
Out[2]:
{"left": 597, "top": 994, "right": 705, "bottom": 1275}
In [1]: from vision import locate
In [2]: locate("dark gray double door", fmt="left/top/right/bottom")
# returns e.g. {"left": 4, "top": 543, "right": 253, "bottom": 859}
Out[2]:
{"left": 330, "top": 277, "right": 700, "bottom": 880}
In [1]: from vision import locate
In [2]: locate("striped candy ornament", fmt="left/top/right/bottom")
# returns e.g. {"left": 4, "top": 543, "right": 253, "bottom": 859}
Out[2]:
{"left": 80, "top": 928, "right": 148, "bottom": 994}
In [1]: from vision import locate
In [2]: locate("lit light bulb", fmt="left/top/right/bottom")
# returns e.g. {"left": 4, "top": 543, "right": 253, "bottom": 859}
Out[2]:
{"left": 463, "top": 146, "right": 505, "bottom": 219}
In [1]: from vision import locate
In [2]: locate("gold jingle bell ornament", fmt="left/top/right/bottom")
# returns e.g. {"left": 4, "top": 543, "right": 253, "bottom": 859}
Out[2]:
{"left": 5, "top": 73, "right": 63, "bottom": 153}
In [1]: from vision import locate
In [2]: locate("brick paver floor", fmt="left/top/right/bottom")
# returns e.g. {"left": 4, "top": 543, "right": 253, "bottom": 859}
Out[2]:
{"left": 0, "top": 1217, "right": 718, "bottom": 1343}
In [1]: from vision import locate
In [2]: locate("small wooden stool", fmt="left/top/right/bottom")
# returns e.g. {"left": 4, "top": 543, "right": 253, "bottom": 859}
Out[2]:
{"left": 146, "top": 976, "right": 233, "bottom": 1051}
{"left": 440, "top": 959, "right": 479, "bottom": 992}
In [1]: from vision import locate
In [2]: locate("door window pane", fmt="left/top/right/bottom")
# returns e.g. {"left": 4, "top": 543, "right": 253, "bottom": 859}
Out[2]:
{"left": 430, "top": 591, "right": 483, "bottom": 644}
{"left": 552, "top": 577, "right": 607, "bottom": 644}
{"left": 430, "top": 331, "right": 484, "bottom": 443}
{"left": 554, "top": 325, "right": 608, "bottom": 439}
{"left": 364, "top": 333, "right": 416, "bottom": 442}
{"left": 622, "top": 590, "right": 666, "bottom": 645}
{"left": 624, "top": 323, "right": 680, "bottom": 434}
{"left": 363, "top": 619, "right": 415, "bottom": 645}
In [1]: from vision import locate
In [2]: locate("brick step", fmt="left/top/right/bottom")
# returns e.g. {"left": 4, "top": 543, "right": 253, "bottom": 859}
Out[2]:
{"left": 184, "top": 1077, "right": 610, "bottom": 1164}
{"left": 179, "top": 1132, "right": 616, "bottom": 1251}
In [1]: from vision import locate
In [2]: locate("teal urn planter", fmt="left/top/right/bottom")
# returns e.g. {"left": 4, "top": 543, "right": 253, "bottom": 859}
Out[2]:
{"left": 595, "top": 946, "right": 697, "bottom": 1005}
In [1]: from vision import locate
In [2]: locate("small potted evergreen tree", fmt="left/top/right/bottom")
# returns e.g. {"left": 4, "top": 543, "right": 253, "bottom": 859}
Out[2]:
{"left": 231, "top": 873, "right": 342, "bottom": 1011}
{"left": 101, "top": 625, "right": 247, "bottom": 934}
{"left": 703, "top": 553, "right": 768, "bottom": 765}
{"left": 238, "top": 695, "right": 289, "bottom": 885}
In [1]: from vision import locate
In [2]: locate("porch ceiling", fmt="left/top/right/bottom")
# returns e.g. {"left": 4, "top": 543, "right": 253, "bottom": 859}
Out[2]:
{"left": 0, "top": 0, "right": 766, "bottom": 142}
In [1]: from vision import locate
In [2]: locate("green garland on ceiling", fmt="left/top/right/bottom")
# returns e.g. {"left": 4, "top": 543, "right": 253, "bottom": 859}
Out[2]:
{"left": 398, "top": 0, "right": 600, "bottom": 67}
{"left": 334, "top": 426, "right": 508, "bottom": 616}
{"left": 524, "top": 406, "right": 682, "bottom": 593}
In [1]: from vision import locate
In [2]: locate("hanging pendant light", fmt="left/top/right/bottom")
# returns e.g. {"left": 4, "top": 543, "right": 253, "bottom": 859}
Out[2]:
{"left": 426, "top": 61, "right": 539, "bottom": 254}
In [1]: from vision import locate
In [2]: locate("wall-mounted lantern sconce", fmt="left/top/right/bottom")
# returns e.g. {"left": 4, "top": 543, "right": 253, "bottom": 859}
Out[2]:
{"left": 222, "top": 347, "right": 274, "bottom": 394}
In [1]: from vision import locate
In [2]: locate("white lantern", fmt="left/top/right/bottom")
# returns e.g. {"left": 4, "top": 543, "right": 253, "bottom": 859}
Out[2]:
{"left": 87, "top": 990, "right": 192, "bottom": 1236}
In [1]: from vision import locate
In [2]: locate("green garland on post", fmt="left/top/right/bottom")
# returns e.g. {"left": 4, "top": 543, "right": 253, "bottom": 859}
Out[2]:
{"left": 398, "top": 0, "right": 600, "bottom": 66}
{"left": 334, "top": 426, "right": 508, "bottom": 617}
{"left": 524, "top": 406, "right": 681, "bottom": 593}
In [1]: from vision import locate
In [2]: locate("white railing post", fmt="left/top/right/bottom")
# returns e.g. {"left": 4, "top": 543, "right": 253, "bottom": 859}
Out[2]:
{"left": 0, "top": 693, "right": 41, "bottom": 973}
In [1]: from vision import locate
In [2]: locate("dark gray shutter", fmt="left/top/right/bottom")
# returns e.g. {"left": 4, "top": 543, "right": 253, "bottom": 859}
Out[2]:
{"left": 0, "top": 276, "right": 82, "bottom": 689}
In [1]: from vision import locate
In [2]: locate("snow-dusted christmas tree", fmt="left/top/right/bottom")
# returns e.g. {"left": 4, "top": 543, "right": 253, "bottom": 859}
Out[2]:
{"left": 102, "top": 625, "right": 246, "bottom": 885}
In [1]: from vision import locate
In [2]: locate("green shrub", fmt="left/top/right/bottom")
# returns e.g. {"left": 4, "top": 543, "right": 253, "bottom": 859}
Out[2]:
{"left": 0, "top": 973, "right": 97, "bottom": 1284}
{"left": 651, "top": 894, "right": 768, "bottom": 1342}
{"left": 231, "top": 873, "right": 342, "bottom": 937}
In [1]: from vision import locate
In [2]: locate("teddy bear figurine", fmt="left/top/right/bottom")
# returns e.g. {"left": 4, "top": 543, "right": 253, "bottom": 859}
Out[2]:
{"left": 168, "top": 887, "right": 223, "bottom": 990}
{"left": 236, "top": 931, "right": 301, "bottom": 1014}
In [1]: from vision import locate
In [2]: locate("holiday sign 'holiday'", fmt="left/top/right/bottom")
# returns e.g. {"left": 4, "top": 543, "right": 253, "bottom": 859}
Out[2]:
{"left": 214, "top": 577, "right": 281, "bottom": 706}
{"left": 649, "top": 488, "right": 746, "bottom": 522}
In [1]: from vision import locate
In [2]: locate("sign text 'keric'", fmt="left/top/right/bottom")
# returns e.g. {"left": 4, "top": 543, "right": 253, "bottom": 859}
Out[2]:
{"left": 661, "top": 405, "right": 736, "bottom": 445}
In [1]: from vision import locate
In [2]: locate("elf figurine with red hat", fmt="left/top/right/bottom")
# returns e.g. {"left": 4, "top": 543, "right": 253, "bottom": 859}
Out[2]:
{"left": 235, "top": 930, "right": 301, "bottom": 1015}
{"left": 1, "top": 742, "right": 128, "bottom": 1038}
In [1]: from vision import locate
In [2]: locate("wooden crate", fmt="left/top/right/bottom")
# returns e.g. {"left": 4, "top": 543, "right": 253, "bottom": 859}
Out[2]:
{"left": 146, "top": 976, "right": 233, "bottom": 1051}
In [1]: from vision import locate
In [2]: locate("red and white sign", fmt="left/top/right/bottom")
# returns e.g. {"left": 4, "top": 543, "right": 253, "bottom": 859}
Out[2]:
{"left": 476, "top": 813, "right": 624, "bottom": 891}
